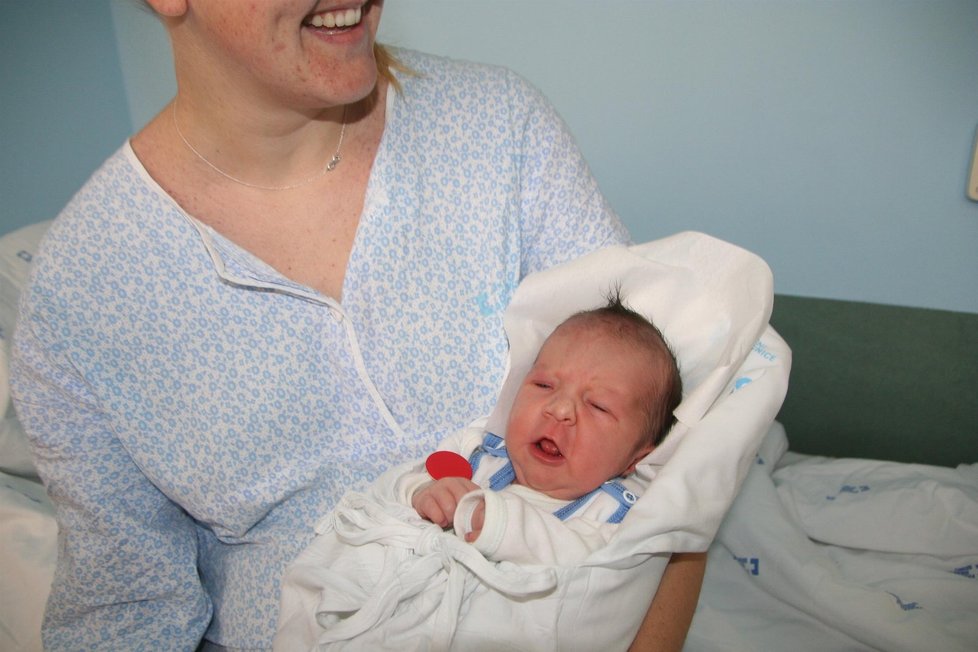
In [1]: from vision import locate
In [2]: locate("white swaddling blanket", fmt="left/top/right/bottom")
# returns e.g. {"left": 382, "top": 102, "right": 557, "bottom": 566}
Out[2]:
{"left": 274, "top": 232, "right": 791, "bottom": 651}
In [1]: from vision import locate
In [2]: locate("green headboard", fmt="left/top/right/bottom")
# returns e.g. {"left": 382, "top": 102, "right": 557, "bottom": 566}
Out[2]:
{"left": 770, "top": 295, "right": 977, "bottom": 468}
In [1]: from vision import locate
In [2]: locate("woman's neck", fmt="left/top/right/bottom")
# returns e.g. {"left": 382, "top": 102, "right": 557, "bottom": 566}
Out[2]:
{"left": 169, "top": 93, "right": 349, "bottom": 191}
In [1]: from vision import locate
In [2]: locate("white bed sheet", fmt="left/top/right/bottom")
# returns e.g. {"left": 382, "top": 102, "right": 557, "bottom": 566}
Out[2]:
{"left": 687, "top": 425, "right": 978, "bottom": 652}
{"left": 0, "top": 471, "right": 56, "bottom": 652}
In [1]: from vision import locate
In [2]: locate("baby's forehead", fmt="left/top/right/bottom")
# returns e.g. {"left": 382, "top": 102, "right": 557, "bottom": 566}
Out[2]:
{"left": 552, "top": 313, "right": 667, "bottom": 354}
{"left": 544, "top": 315, "right": 676, "bottom": 391}
{"left": 539, "top": 319, "right": 660, "bottom": 371}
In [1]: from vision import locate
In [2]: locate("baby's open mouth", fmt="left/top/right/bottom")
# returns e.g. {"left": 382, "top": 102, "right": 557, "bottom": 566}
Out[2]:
{"left": 304, "top": 6, "right": 363, "bottom": 30}
{"left": 535, "top": 438, "right": 563, "bottom": 459}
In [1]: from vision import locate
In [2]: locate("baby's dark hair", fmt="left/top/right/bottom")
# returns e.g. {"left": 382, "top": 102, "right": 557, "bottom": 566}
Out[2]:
{"left": 566, "top": 287, "right": 682, "bottom": 447}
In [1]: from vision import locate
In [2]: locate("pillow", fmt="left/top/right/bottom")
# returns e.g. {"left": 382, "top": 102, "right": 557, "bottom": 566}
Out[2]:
{"left": 0, "top": 221, "right": 52, "bottom": 477}
{"left": 0, "top": 469, "right": 57, "bottom": 651}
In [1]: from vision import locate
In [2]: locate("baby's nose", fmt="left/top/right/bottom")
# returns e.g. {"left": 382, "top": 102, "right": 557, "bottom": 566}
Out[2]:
{"left": 546, "top": 394, "right": 576, "bottom": 423}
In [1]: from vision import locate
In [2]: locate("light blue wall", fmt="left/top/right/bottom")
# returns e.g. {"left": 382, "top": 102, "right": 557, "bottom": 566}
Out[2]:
{"left": 1, "top": 0, "right": 131, "bottom": 229}
{"left": 6, "top": 1, "right": 978, "bottom": 313}
{"left": 376, "top": 1, "right": 978, "bottom": 313}
{"left": 111, "top": 0, "right": 174, "bottom": 131}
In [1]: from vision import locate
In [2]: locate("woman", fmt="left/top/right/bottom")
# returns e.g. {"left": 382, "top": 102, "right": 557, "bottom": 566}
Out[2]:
{"left": 11, "top": 1, "right": 704, "bottom": 648}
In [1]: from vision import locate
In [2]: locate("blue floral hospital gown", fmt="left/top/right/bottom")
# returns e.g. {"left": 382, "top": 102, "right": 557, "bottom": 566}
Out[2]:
{"left": 11, "top": 49, "right": 629, "bottom": 650}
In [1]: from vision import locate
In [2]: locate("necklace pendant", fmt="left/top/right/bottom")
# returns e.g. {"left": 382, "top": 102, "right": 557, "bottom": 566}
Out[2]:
{"left": 326, "top": 154, "right": 341, "bottom": 172}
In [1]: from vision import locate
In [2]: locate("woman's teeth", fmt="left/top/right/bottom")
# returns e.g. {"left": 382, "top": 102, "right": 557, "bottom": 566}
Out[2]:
{"left": 307, "top": 7, "right": 362, "bottom": 29}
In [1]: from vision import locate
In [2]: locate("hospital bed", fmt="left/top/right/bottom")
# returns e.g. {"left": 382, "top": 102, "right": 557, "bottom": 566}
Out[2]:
{"left": 688, "top": 295, "right": 978, "bottom": 651}
{"left": 1, "top": 220, "right": 975, "bottom": 651}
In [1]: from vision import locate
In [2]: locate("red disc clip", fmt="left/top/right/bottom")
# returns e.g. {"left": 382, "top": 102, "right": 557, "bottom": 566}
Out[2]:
{"left": 425, "top": 451, "right": 473, "bottom": 480}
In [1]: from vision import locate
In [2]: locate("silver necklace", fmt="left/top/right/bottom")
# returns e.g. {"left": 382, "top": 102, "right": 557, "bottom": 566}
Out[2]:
{"left": 171, "top": 101, "right": 346, "bottom": 191}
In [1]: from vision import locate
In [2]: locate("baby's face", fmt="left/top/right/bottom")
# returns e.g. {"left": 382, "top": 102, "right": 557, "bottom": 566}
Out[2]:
{"left": 505, "top": 320, "right": 655, "bottom": 501}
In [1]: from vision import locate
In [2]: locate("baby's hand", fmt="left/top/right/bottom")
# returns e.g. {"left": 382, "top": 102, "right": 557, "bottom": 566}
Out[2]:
{"left": 412, "top": 477, "right": 479, "bottom": 528}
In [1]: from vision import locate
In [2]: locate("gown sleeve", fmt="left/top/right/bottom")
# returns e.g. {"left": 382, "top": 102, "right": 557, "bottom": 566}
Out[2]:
{"left": 11, "top": 261, "right": 211, "bottom": 650}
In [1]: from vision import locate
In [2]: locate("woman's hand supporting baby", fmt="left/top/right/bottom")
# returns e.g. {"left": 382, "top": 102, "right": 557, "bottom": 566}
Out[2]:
{"left": 412, "top": 478, "right": 485, "bottom": 540}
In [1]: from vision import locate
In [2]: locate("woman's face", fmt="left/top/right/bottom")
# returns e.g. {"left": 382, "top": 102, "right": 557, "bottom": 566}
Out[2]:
{"left": 166, "top": 0, "right": 385, "bottom": 109}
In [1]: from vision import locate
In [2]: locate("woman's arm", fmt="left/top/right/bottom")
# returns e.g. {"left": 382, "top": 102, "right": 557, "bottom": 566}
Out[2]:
{"left": 11, "top": 272, "right": 211, "bottom": 649}
{"left": 629, "top": 551, "right": 707, "bottom": 652}
{"left": 505, "top": 67, "right": 631, "bottom": 277}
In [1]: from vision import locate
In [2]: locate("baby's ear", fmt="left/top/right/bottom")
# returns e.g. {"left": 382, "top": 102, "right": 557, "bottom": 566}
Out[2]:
{"left": 623, "top": 442, "right": 655, "bottom": 475}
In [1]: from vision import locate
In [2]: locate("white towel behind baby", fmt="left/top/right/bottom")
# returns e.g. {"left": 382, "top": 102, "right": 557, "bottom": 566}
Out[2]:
{"left": 275, "top": 232, "right": 791, "bottom": 650}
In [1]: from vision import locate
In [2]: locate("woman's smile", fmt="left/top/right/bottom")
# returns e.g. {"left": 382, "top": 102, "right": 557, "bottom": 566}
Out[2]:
{"left": 304, "top": 5, "right": 364, "bottom": 31}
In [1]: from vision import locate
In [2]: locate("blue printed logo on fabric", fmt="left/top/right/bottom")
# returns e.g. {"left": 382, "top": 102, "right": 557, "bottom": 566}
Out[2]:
{"left": 752, "top": 340, "right": 777, "bottom": 362}
{"left": 734, "top": 555, "right": 760, "bottom": 576}
{"left": 826, "top": 484, "right": 871, "bottom": 501}
{"left": 475, "top": 290, "right": 507, "bottom": 317}
{"left": 952, "top": 564, "right": 977, "bottom": 579}
{"left": 887, "top": 592, "right": 922, "bottom": 611}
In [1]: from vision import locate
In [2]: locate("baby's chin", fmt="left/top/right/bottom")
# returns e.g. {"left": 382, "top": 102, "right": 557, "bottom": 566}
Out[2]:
{"left": 512, "top": 465, "right": 592, "bottom": 501}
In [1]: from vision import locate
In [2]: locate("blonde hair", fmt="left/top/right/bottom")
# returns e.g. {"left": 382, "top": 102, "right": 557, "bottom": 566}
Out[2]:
{"left": 374, "top": 43, "right": 413, "bottom": 95}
